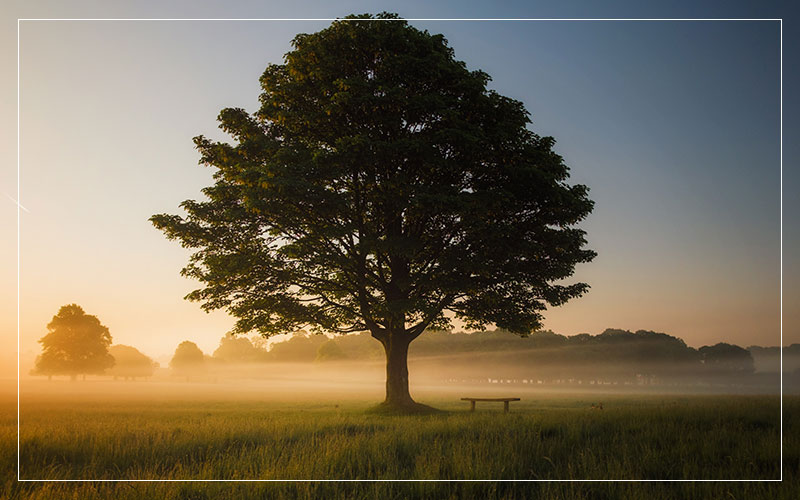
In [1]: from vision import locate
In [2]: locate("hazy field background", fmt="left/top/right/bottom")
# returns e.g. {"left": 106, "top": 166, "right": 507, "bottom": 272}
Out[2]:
{"left": 3, "top": 377, "right": 798, "bottom": 499}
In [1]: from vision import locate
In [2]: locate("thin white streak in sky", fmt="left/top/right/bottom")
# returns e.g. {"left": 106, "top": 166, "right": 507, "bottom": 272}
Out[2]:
{"left": 3, "top": 192, "right": 29, "bottom": 213}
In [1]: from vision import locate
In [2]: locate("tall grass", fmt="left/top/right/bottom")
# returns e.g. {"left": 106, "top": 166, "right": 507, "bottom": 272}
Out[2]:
{"left": 2, "top": 394, "right": 797, "bottom": 499}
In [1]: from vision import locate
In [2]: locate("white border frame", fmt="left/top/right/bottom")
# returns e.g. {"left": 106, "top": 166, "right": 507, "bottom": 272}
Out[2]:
{"left": 16, "top": 17, "right": 784, "bottom": 483}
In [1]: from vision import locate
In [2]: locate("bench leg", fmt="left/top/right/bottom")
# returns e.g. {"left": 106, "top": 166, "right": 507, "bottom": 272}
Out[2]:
{"left": 470, "top": 401, "right": 475, "bottom": 412}
{"left": 504, "top": 401, "right": 509, "bottom": 413}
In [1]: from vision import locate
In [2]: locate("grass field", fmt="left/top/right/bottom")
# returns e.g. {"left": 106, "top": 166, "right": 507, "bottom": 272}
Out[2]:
{"left": 2, "top": 381, "right": 798, "bottom": 499}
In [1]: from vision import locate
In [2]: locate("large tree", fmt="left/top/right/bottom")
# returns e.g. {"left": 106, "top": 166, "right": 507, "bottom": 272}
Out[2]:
{"left": 32, "top": 304, "right": 114, "bottom": 380}
{"left": 151, "top": 14, "right": 595, "bottom": 411}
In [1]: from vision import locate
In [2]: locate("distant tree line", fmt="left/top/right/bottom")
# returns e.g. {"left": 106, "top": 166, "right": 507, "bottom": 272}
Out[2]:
{"left": 31, "top": 304, "right": 796, "bottom": 385}
{"left": 197, "top": 328, "right": 798, "bottom": 383}
{"left": 747, "top": 345, "right": 800, "bottom": 373}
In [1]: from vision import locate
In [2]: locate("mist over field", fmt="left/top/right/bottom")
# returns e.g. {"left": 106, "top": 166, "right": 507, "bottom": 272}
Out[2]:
{"left": 9, "top": 302, "right": 794, "bottom": 495}
{"left": 16, "top": 328, "right": 799, "bottom": 400}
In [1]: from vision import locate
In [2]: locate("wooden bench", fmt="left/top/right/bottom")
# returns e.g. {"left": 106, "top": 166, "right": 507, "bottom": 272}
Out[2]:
{"left": 461, "top": 397, "right": 521, "bottom": 413}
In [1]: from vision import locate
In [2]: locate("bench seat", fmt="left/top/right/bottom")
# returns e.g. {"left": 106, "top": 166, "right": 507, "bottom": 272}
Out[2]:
{"left": 461, "top": 397, "right": 521, "bottom": 412}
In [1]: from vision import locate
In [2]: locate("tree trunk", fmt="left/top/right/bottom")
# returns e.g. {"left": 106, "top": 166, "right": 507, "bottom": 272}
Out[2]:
{"left": 382, "top": 333, "right": 414, "bottom": 408}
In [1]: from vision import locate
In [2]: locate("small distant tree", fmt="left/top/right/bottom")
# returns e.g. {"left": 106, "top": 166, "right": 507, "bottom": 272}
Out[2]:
{"left": 32, "top": 304, "right": 114, "bottom": 380}
{"left": 315, "top": 339, "right": 349, "bottom": 362}
{"left": 108, "top": 345, "right": 159, "bottom": 380}
{"left": 212, "top": 335, "right": 270, "bottom": 363}
{"left": 700, "top": 343, "right": 755, "bottom": 374}
{"left": 170, "top": 341, "right": 205, "bottom": 378}
{"left": 269, "top": 332, "right": 327, "bottom": 362}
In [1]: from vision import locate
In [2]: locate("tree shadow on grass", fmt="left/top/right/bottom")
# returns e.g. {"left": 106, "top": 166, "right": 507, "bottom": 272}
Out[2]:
{"left": 365, "top": 401, "right": 446, "bottom": 416}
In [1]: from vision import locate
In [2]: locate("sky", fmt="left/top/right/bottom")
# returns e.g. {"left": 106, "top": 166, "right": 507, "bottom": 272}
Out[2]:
{"left": 0, "top": 0, "right": 796, "bottom": 362}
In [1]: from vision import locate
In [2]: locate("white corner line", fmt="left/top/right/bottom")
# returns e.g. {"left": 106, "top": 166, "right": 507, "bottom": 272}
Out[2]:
{"left": 16, "top": 17, "right": 783, "bottom": 22}
{"left": 15, "top": 16, "right": 784, "bottom": 484}
{"left": 16, "top": 16, "right": 21, "bottom": 485}
{"left": 14, "top": 478, "right": 786, "bottom": 483}
{"left": 779, "top": 17, "right": 784, "bottom": 484}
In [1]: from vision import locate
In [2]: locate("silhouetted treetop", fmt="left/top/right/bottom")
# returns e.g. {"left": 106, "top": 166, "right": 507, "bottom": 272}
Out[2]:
{"left": 700, "top": 343, "right": 754, "bottom": 374}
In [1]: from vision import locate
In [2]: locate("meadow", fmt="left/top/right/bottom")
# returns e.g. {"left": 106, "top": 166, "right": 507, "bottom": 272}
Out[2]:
{"left": 2, "top": 380, "right": 798, "bottom": 499}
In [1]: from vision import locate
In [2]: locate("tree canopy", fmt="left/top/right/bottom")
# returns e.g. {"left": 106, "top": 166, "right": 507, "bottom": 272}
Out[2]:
{"left": 151, "top": 14, "right": 595, "bottom": 409}
{"left": 32, "top": 304, "right": 114, "bottom": 380}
